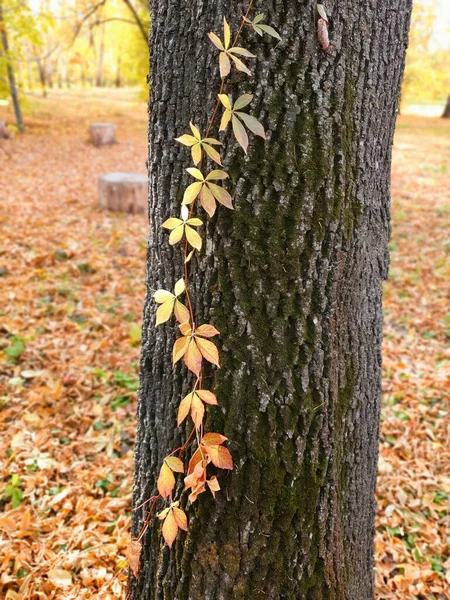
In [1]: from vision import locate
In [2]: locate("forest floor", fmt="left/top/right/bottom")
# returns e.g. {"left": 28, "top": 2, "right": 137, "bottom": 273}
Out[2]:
{"left": 0, "top": 90, "right": 449, "bottom": 599}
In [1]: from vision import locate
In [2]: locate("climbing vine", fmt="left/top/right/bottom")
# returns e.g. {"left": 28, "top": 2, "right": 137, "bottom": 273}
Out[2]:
{"left": 128, "top": 0, "right": 284, "bottom": 580}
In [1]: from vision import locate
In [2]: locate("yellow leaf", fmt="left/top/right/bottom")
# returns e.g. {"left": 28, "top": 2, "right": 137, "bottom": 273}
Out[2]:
{"left": 184, "top": 339, "right": 203, "bottom": 375}
{"left": 183, "top": 182, "right": 203, "bottom": 205}
{"left": 186, "top": 167, "right": 204, "bottom": 180}
{"left": 191, "top": 143, "right": 202, "bottom": 166}
{"left": 156, "top": 299, "right": 175, "bottom": 325}
{"left": 220, "top": 108, "right": 232, "bottom": 131}
{"left": 165, "top": 456, "right": 184, "bottom": 473}
{"left": 202, "top": 143, "right": 222, "bottom": 165}
{"left": 185, "top": 225, "right": 202, "bottom": 251}
{"left": 161, "top": 509, "right": 178, "bottom": 547}
{"left": 186, "top": 217, "right": 203, "bottom": 227}
{"left": 208, "top": 31, "right": 224, "bottom": 51}
{"left": 185, "top": 250, "right": 194, "bottom": 264}
{"left": 154, "top": 289, "right": 174, "bottom": 303}
{"left": 189, "top": 122, "right": 201, "bottom": 140}
{"left": 195, "top": 337, "right": 220, "bottom": 367}
{"left": 157, "top": 461, "right": 176, "bottom": 498}
{"left": 229, "top": 47, "right": 255, "bottom": 58}
{"left": 218, "top": 94, "right": 232, "bottom": 110}
{"left": 223, "top": 17, "right": 231, "bottom": 49}
{"left": 230, "top": 54, "right": 252, "bottom": 76}
{"left": 157, "top": 507, "right": 170, "bottom": 520}
{"left": 162, "top": 217, "right": 183, "bottom": 230}
{"left": 174, "top": 278, "right": 185, "bottom": 296}
{"left": 203, "top": 137, "right": 221, "bottom": 145}
{"left": 175, "top": 134, "right": 197, "bottom": 147}
{"left": 48, "top": 569, "right": 73, "bottom": 587}
{"left": 173, "top": 336, "right": 190, "bottom": 364}
{"left": 169, "top": 225, "right": 185, "bottom": 245}
{"left": 233, "top": 93, "right": 254, "bottom": 110}
{"left": 206, "top": 169, "right": 228, "bottom": 180}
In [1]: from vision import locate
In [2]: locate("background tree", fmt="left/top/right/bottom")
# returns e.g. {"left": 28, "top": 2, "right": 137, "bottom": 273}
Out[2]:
{"left": 442, "top": 94, "right": 450, "bottom": 118}
{"left": 401, "top": 1, "right": 449, "bottom": 109}
{"left": 131, "top": 1, "right": 412, "bottom": 598}
{"left": 0, "top": 0, "right": 23, "bottom": 130}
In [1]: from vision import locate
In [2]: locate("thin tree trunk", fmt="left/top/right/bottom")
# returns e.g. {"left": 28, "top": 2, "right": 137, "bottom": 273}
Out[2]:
{"left": 36, "top": 57, "right": 47, "bottom": 97}
{"left": 131, "top": 1, "right": 412, "bottom": 598}
{"left": 96, "top": 22, "right": 105, "bottom": 87}
{"left": 0, "top": 2, "right": 24, "bottom": 132}
{"left": 442, "top": 95, "right": 450, "bottom": 119}
{"left": 115, "top": 50, "right": 121, "bottom": 88}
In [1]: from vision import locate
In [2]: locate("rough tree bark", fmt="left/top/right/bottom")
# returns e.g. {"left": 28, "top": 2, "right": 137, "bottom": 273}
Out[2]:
{"left": 132, "top": 1, "right": 412, "bottom": 599}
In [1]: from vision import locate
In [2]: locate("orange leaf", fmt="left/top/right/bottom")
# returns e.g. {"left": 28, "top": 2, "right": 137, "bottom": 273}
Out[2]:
{"left": 174, "top": 300, "right": 190, "bottom": 324}
{"left": 157, "top": 462, "right": 175, "bottom": 498}
{"left": 186, "top": 447, "right": 203, "bottom": 477}
{"left": 161, "top": 509, "right": 178, "bottom": 547}
{"left": 200, "top": 185, "right": 217, "bottom": 217}
{"left": 216, "top": 445, "right": 233, "bottom": 469}
{"left": 179, "top": 322, "right": 192, "bottom": 336}
{"left": 173, "top": 507, "right": 188, "bottom": 531}
{"left": 196, "top": 390, "right": 218, "bottom": 405}
{"left": 126, "top": 540, "right": 142, "bottom": 577}
{"left": 204, "top": 444, "right": 233, "bottom": 470}
{"left": 184, "top": 339, "right": 203, "bottom": 375}
{"left": 202, "top": 432, "right": 228, "bottom": 445}
{"left": 195, "top": 324, "right": 220, "bottom": 338}
{"left": 191, "top": 393, "right": 205, "bottom": 429}
{"left": 195, "top": 337, "right": 220, "bottom": 367}
{"left": 178, "top": 393, "right": 192, "bottom": 426}
{"left": 207, "top": 476, "right": 220, "bottom": 497}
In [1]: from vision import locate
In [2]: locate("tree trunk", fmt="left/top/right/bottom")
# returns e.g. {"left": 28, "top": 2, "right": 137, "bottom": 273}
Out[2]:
{"left": 0, "top": 2, "right": 24, "bottom": 132}
{"left": 131, "top": 1, "right": 412, "bottom": 599}
{"left": 96, "top": 22, "right": 105, "bottom": 87}
{"left": 442, "top": 95, "right": 450, "bottom": 118}
{"left": 36, "top": 57, "right": 47, "bottom": 97}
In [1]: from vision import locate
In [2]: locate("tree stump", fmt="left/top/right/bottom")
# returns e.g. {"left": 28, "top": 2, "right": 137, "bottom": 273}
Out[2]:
{"left": 98, "top": 173, "right": 148, "bottom": 214}
{"left": 89, "top": 123, "right": 116, "bottom": 146}
{"left": 0, "top": 120, "right": 10, "bottom": 139}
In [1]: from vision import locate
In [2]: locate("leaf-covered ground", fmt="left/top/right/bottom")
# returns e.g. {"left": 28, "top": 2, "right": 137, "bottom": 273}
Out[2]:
{"left": 0, "top": 91, "right": 449, "bottom": 598}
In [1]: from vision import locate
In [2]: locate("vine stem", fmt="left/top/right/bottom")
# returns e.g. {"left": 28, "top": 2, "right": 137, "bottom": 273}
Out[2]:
{"left": 131, "top": 0, "right": 254, "bottom": 567}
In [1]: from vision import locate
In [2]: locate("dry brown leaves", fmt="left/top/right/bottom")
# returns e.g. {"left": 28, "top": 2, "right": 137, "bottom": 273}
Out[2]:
{"left": 1, "top": 95, "right": 449, "bottom": 598}
{"left": 0, "top": 90, "right": 147, "bottom": 598}
{"left": 376, "top": 116, "right": 450, "bottom": 599}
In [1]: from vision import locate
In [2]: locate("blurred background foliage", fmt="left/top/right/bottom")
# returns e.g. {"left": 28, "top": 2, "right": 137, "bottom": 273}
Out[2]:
{"left": 0, "top": 0, "right": 148, "bottom": 102}
{"left": 0, "top": 0, "right": 448, "bottom": 122}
